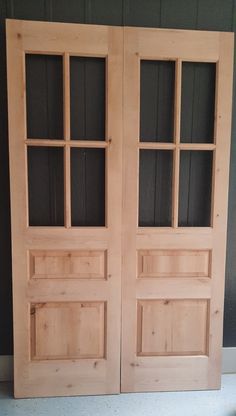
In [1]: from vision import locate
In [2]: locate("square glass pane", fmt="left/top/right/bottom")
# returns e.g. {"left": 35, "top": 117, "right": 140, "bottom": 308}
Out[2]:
{"left": 71, "top": 148, "right": 105, "bottom": 226}
{"left": 70, "top": 57, "right": 106, "bottom": 140}
{"left": 140, "top": 60, "right": 175, "bottom": 143}
{"left": 179, "top": 151, "right": 213, "bottom": 227}
{"left": 181, "top": 62, "right": 216, "bottom": 143}
{"left": 28, "top": 147, "right": 64, "bottom": 226}
{"left": 26, "top": 54, "right": 63, "bottom": 139}
{"left": 139, "top": 150, "right": 173, "bottom": 226}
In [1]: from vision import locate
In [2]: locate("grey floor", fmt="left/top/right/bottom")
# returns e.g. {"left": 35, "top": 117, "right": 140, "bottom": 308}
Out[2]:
{"left": 0, "top": 375, "right": 236, "bottom": 416}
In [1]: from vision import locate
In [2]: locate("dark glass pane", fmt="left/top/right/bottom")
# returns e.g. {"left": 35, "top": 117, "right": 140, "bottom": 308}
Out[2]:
{"left": 140, "top": 60, "right": 175, "bottom": 142}
{"left": 71, "top": 148, "right": 105, "bottom": 226}
{"left": 70, "top": 57, "right": 105, "bottom": 140}
{"left": 26, "top": 54, "right": 63, "bottom": 139}
{"left": 28, "top": 147, "right": 64, "bottom": 226}
{"left": 139, "top": 150, "right": 173, "bottom": 226}
{"left": 181, "top": 62, "right": 216, "bottom": 143}
{"left": 179, "top": 151, "right": 213, "bottom": 227}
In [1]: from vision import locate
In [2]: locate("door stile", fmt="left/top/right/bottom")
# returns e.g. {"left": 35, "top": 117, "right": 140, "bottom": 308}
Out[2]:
{"left": 121, "top": 28, "right": 140, "bottom": 391}
{"left": 207, "top": 33, "right": 234, "bottom": 387}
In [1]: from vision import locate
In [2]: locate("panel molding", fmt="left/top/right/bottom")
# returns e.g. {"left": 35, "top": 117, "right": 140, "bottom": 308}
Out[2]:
{"left": 30, "top": 301, "right": 106, "bottom": 360}
{"left": 137, "top": 249, "right": 211, "bottom": 278}
{"left": 137, "top": 299, "right": 209, "bottom": 356}
{"left": 29, "top": 250, "right": 107, "bottom": 280}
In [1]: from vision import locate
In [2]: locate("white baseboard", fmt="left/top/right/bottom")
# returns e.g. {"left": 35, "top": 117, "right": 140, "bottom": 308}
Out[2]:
{"left": 0, "top": 348, "right": 235, "bottom": 382}
{"left": 222, "top": 347, "right": 236, "bottom": 374}
{"left": 0, "top": 355, "right": 13, "bottom": 382}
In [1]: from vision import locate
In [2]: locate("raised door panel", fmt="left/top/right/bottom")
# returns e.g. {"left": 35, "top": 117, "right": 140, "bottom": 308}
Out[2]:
{"left": 30, "top": 250, "right": 106, "bottom": 279}
{"left": 31, "top": 302, "right": 105, "bottom": 359}
{"left": 137, "top": 250, "right": 211, "bottom": 278}
{"left": 137, "top": 299, "right": 209, "bottom": 356}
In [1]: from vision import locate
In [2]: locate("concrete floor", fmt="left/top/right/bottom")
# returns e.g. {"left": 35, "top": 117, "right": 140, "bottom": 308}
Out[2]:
{"left": 0, "top": 375, "right": 236, "bottom": 416}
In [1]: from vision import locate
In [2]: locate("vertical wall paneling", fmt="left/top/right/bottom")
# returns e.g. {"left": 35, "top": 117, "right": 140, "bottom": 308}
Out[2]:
{"left": 27, "top": 147, "right": 64, "bottom": 226}
{"left": 0, "top": 0, "right": 236, "bottom": 357}
{"left": 197, "top": 0, "right": 234, "bottom": 31}
{"left": 178, "top": 150, "right": 213, "bottom": 226}
{"left": 70, "top": 57, "right": 105, "bottom": 140}
{"left": 140, "top": 60, "right": 175, "bottom": 142}
{"left": 71, "top": 148, "right": 105, "bottom": 226}
{"left": 85, "top": 0, "right": 123, "bottom": 26}
{"left": 223, "top": 0, "right": 236, "bottom": 347}
{"left": 123, "top": 0, "right": 161, "bottom": 27}
{"left": 6, "top": 0, "right": 48, "bottom": 21}
{"left": 0, "top": 2, "right": 12, "bottom": 354}
{"left": 139, "top": 150, "right": 173, "bottom": 226}
{"left": 160, "top": 0, "right": 198, "bottom": 29}
{"left": 50, "top": 0, "right": 85, "bottom": 23}
{"left": 196, "top": 0, "right": 235, "bottom": 347}
{"left": 180, "top": 62, "right": 216, "bottom": 143}
{"left": 26, "top": 54, "right": 64, "bottom": 140}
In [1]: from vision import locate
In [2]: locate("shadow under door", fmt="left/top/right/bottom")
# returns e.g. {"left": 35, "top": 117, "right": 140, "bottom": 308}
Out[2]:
{"left": 6, "top": 20, "right": 233, "bottom": 397}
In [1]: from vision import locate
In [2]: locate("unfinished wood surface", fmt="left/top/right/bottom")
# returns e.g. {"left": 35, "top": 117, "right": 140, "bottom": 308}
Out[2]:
{"left": 137, "top": 250, "right": 211, "bottom": 278}
{"left": 121, "top": 27, "right": 234, "bottom": 393}
{"left": 7, "top": 19, "right": 123, "bottom": 398}
{"left": 7, "top": 20, "right": 234, "bottom": 397}
{"left": 31, "top": 302, "right": 105, "bottom": 360}
{"left": 30, "top": 250, "right": 107, "bottom": 279}
{"left": 137, "top": 299, "right": 209, "bottom": 356}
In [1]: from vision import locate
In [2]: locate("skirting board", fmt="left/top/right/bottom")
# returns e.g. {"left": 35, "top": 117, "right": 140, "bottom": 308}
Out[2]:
{"left": 222, "top": 347, "right": 236, "bottom": 374}
{"left": 0, "top": 349, "right": 236, "bottom": 382}
{"left": 0, "top": 355, "right": 13, "bottom": 382}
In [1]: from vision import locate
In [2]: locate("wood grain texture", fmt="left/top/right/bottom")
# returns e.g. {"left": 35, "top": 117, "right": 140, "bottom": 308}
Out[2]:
{"left": 121, "top": 27, "right": 233, "bottom": 393}
{"left": 137, "top": 299, "right": 209, "bottom": 356}
{"left": 7, "top": 19, "right": 123, "bottom": 398}
{"left": 137, "top": 249, "right": 211, "bottom": 278}
{"left": 31, "top": 302, "right": 105, "bottom": 360}
{"left": 5, "top": 17, "right": 232, "bottom": 395}
{"left": 30, "top": 250, "right": 107, "bottom": 279}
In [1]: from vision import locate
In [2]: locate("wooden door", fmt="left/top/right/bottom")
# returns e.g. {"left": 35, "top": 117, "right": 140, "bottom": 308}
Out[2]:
{"left": 121, "top": 28, "right": 234, "bottom": 392}
{"left": 7, "top": 20, "right": 123, "bottom": 398}
{"left": 7, "top": 21, "right": 234, "bottom": 397}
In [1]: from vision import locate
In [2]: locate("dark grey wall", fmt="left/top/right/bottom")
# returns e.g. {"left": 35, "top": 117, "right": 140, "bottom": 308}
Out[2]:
{"left": 0, "top": 0, "right": 235, "bottom": 355}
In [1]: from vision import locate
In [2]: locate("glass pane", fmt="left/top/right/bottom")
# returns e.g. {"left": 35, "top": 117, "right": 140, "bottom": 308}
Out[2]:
{"left": 26, "top": 54, "right": 63, "bottom": 139}
{"left": 181, "top": 62, "right": 216, "bottom": 143}
{"left": 28, "top": 147, "right": 64, "bottom": 226}
{"left": 70, "top": 57, "right": 106, "bottom": 140}
{"left": 139, "top": 150, "right": 173, "bottom": 226}
{"left": 140, "top": 60, "right": 175, "bottom": 143}
{"left": 71, "top": 148, "right": 105, "bottom": 226}
{"left": 179, "top": 151, "right": 213, "bottom": 227}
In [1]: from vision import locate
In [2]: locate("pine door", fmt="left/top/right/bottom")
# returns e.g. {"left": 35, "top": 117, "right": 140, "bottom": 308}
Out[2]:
{"left": 7, "top": 21, "right": 234, "bottom": 398}
{"left": 121, "top": 27, "right": 234, "bottom": 392}
{"left": 7, "top": 20, "right": 123, "bottom": 398}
